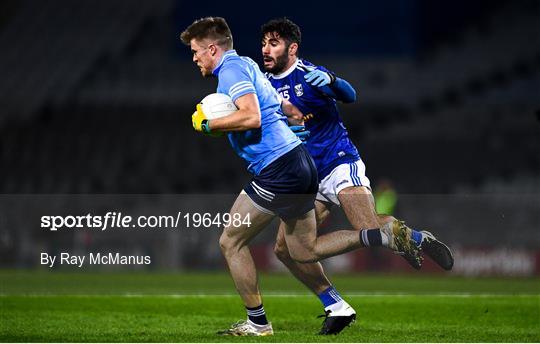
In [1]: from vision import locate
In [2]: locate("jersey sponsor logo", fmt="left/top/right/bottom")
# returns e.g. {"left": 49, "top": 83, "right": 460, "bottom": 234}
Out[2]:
{"left": 303, "top": 113, "right": 314, "bottom": 122}
{"left": 294, "top": 83, "right": 303, "bottom": 97}
{"left": 276, "top": 85, "right": 290, "bottom": 92}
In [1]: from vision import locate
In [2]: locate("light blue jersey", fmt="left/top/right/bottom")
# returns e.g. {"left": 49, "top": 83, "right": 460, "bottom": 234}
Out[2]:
{"left": 266, "top": 58, "right": 360, "bottom": 179}
{"left": 213, "top": 50, "right": 301, "bottom": 175}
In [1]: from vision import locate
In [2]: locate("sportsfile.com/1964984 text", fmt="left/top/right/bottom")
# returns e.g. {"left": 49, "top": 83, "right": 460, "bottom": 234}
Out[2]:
{"left": 40, "top": 212, "right": 251, "bottom": 231}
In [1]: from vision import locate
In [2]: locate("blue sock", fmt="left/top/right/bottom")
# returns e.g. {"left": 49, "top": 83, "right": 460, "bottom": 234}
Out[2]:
{"left": 318, "top": 286, "right": 343, "bottom": 308}
{"left": 246, "top": 304, "right": 268, "bottom": 325}
{"left": 411, "top": 230, "right": 423, "bottom": 246}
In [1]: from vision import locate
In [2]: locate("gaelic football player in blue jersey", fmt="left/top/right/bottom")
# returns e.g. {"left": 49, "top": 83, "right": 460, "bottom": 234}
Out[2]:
{"left": 261, "top": 17, "right": 454, "bottom": 334}
{"left": 181, "top": 17, "right": 423, "bottom": 336}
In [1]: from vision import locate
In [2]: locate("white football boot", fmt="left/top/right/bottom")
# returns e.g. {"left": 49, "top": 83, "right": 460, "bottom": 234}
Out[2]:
{"left": 217, "top": 319, "right": 273, "bottom": 336}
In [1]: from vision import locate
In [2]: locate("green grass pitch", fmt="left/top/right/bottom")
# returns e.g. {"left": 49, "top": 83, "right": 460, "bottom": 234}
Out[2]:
{"left": 1, "top": 270, "right": 539, "bottom": 342}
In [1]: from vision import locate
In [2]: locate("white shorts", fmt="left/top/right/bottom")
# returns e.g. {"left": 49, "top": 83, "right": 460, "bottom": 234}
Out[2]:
{"left": 316, "top": 159, "right": 371, "bottom": 206}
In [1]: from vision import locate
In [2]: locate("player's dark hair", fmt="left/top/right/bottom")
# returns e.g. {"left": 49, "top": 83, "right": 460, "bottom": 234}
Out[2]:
{"left": 180, "top": 17, "right": 233, "bottom": 49}
{"left": 261, "top": 17, "right": 302, "bottom": 46}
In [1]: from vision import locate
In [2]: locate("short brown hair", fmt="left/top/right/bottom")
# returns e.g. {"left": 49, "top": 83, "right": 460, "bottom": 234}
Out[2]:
{"left": 180, "top": 17, "right": 233, "bottom": 49}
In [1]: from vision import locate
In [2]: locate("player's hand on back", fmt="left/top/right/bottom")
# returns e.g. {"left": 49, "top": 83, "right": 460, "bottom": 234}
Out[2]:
{"left": 304, "top": 68, "right": 336, "bottom": 87}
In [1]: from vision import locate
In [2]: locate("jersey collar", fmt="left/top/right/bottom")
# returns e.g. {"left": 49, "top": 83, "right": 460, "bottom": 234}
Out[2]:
{"left": 212, "top": 49, "right": 237, "bottom": 75}
{"left": 269, "top": 58, "right": 298, "bottom": 80}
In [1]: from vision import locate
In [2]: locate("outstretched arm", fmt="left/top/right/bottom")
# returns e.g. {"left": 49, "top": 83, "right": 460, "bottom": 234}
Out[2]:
{"left": 322, "top": 77, "right": 356, "bottom": 103}
{"left": 304, "top": 69, "right": 357, "bottom": 103}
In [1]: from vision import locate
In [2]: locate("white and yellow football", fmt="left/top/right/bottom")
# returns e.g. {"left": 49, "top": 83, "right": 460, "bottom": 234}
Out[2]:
{"left": 200, "top": 93, "right": 238, "bottom": 120}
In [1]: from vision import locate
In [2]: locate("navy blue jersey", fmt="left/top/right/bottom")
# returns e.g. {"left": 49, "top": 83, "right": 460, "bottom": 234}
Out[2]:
{"left": 266, "top": 58, "right": 360, "bottom": 180}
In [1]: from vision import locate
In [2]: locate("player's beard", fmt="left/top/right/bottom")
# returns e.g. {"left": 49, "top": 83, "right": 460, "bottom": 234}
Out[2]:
{"left": 200, "top": 65, "right": 212, "bottom": 77}
{"left": 264, "top": 51, "right": 289, "bottom": 75}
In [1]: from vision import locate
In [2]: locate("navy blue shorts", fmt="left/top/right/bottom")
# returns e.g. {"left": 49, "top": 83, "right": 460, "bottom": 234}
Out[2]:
{"left": 244, "top": 144, "right": 319, "bottom": 220}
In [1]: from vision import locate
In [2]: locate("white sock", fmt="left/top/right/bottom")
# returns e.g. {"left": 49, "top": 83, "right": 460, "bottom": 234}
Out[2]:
{"left": 381, "top": 230, "right": 389, "bottom": 246}
{"left": 247, "top": 319, "right": 270, "bottom": 328}
{"left": 379, "top": 222, "right": 392, "bottom": 247}
{"left": 325, "top": 300, "right": 346, "bottom": 313}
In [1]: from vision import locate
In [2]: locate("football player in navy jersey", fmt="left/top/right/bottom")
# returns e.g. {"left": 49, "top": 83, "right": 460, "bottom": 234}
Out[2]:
{"left": 261, "top": 17, "right": 455, "bottom": 334}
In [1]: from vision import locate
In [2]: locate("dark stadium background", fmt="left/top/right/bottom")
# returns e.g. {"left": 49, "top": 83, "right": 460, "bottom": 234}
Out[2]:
{"left": 0, "top": 0, "right": 539, "bottom": 276}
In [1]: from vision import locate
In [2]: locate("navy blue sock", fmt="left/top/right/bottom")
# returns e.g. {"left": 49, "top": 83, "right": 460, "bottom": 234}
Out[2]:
{"left": 318, "top": 286, "right": 343, "bottom": 308}
{"left": 246, "top": 304, "right": 268, "bottom": 325}
{"left": 360, "top": 229, "right": 383, "bottom": 247}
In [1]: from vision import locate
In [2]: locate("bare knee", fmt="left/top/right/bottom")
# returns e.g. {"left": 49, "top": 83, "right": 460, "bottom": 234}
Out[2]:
{"left": 219, "top": 231, "right": 240, "bottom": 257}
{"left": 275, "top": 240, "right": 319, "bottom": 264}
{"left": 218, "top": 233, "right": 229, "bottom": 254}
{"left": 273, "top": 239, "right": 293, "bottom": 263}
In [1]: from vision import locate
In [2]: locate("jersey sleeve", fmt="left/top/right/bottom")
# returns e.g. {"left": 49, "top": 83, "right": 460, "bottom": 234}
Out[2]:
{"left": 218, "top": 65, "right": 256, "bottom": 102}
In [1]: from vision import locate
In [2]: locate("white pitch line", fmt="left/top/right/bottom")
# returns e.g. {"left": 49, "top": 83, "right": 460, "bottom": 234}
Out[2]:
{"left": 0, "top": 293, "right": 538, "bottom": 298}
{"left": 122, "top": 293, "right": 539, "bottom": 298}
